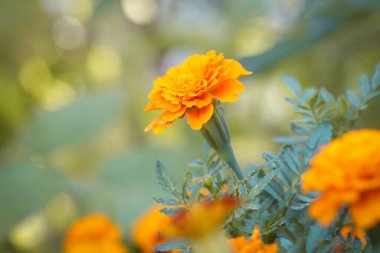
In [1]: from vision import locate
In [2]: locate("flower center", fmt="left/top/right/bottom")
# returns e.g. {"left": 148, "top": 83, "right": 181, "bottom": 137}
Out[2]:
{"left": 174, "top": 73, "right": 202, "bottom": 95}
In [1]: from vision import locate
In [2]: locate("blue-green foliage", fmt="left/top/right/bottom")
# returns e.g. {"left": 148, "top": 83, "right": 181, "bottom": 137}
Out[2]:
{"left": 154, "top": 241, "right": 190, "bottom": 253}
{"left": 154, "top": 64, "right": 380, "bottom": 253}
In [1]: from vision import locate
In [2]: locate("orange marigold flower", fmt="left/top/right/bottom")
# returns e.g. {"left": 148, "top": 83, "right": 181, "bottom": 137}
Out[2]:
{"left": 63, "top": 214, "right": 128, "bottom": 253}
{"left": 302, "top": 129, "right": 380, "bottom": 229}
{"left": 132, "top": 204, "right": 175, "bottom": 253}
{"left": 144, "top": 50, "right": 252, "bottom": 133}
{"left": 229, "top": 228, "right": 278, "bottom": 253}
{"left": 163, "top": 197, "right": 240, "bottom": 239}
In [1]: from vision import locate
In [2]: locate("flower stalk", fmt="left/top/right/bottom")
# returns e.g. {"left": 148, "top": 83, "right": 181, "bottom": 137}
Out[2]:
{"left": 200, "top": 102, "right": 244, "bottom": 180}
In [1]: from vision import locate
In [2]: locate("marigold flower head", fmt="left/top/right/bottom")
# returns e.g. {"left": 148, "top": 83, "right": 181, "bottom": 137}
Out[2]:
{"left": 301, "top": 129, "right": 380, "bottom": 229}
{"left": 144, "top": 50, "right": 252, "bottom": 133}
{"left": 63, "top": 214, "right": 128, "bottom": 253}
{"left": 163, "top": 197, "right": 240, "bottom": 239}
{"left": 132, "top": 204, "right": 176, "bottom": 253}
{"left": 229, "top": 228, "right": 278, "bottom": 253}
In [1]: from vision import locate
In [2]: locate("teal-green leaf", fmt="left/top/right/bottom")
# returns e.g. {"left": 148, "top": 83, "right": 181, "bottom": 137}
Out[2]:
{"left": 22, "top": 90, "right": 122, "bottom": 153}
{"left": 283, "top": 75, "right": 302, "bottom": 96}
{"left": 0, "top": 161, "right": 66, "bottom": 239}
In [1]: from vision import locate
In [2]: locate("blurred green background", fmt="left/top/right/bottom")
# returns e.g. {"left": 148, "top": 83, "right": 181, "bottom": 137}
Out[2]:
{"left": 1, "top": 0, "right": 380, "bottom": 252}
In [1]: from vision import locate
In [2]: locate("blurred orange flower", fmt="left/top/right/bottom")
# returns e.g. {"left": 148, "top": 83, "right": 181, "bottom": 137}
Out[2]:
{"left": 302, "top": 129, "right": 380, "bottom": 228}
{"left": 229, "top": 228, "right": 278, "bottom": 253}
{"left": 132, "top": 204, "right": 174, "bottom": 253}
{"left": 163, "top": 197, "right": 240, "bottom": 239}
{"left": 63, "top": 214, "right": 127, "bottom": 253}
{"left": 144, "top": 50, "right": 252, "bottom": 133}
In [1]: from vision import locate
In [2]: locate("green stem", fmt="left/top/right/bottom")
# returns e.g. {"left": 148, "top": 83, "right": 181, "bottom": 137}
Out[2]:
{"left": 218, "top": 144, "right": 244, "bottom": 180}
{"left": 200, "top": 103, "right": 244, "bottom": 180}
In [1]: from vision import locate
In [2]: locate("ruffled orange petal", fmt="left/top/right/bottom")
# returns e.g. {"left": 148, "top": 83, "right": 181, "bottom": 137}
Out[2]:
{"left": 144, "top": 116, "right": 174, "bottom": 134}
{"left": 224, "top": 59, "right": 252, "bottom": 79}
{"left": 350, "top": 189, "right": 380, "bottom": 229}
{"left": 211, "top": 79, "right": 245, "bottom": 103}
{"left": 309, "top": 195, "right": 341, "bottom": 226}
{"left": 161, "top": 106, "right": 187, "bottom": 121}
{"left": 182, "top": 93, "right": 213, "bottom": 108}
{"left": 144, "top": 101, "right": 158, "bottom": 111}
{"left": 187, "top": 103, "right": 214, "bottom": 130}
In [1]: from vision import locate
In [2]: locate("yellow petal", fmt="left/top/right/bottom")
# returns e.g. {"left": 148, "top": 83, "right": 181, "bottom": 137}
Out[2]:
{"left": 161, "top": 106, "right": 187, "bottom": 121}
{"left": 211, "top": 79, "right": 245, "bottom": 103}
{"left": 225, "top": 59, "right": 252, "bottom": 79}
{"left": 144, "top": 116, "right": 174, "bottom": 134}
{"left": 187, "top": 104, "right": 214, "bottom": 130}
{"left": 182, "top": 93, "right": 213, "bottom": 108}
{"left": 350, "top": 190, "right": 380, "bottom": 229}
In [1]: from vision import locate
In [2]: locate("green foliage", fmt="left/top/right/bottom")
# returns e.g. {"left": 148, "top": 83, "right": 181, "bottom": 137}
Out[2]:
{"left": 280, "top": 63, "right": 380, "bottom": 138}
{"left": 22, "top": 90, "right": 122, "bottom": 153}
{"left": 154, "top": 241, "right": 190, "bottom": 253}
{"left": 0, "top": 161, "right": 66, "bottom": 239}
{"left": 154, "top": 63, "right": 380, "bottom": 253}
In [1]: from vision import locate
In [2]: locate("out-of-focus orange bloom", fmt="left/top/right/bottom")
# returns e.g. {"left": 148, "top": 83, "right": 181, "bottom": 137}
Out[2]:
{"left": 229, "top": 228, "right": 278, "bottom": 253}
{"left": 144, "top": 50, "right": 252, "bottom": 133}
{"left": 163, "top": 197, "right": 240, "bottom": 239}
{"left": 63, "top": 214, "right": 127, "bottom": 253}
{"left": 332, "top": 226, "right": 367, "bottom": 252}
{"left": 132, "top": 204, "right": 175, "bottom": 253}
{"left": 302, "top": 129, "right": 380, "bottom": 228}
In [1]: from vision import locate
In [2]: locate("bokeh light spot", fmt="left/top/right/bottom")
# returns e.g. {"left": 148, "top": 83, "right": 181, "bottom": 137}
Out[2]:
{"left": 86, "top": 45, "right": 122, "bottom": 83}
{"left": 19, "top": 57, "right": 52, "bottom": 97}
{"left": 235, "top": 17, "right": 277, "bottom": 56}
{"left": 52, "top": 16, "right": 86, "bottom": 50}
{"left": 121, "top": 0, "right": 157, "bottom": 25}
{"left": 9, "top": 213, "right": 47, "bottom": 251}
{"left": 40, "top": 79, "right": 76, "bottom": 111}
{"left": 43, "top": 0, "right": 93, "bottom": 22}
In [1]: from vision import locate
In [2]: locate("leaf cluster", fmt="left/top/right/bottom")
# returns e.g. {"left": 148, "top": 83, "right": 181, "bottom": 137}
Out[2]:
{"left": 152, "top": 64, "right": 380, "bottom": 253}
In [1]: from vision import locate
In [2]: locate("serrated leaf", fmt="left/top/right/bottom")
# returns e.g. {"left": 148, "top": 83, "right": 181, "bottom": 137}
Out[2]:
{"left": 248, "top": 169, "right": 276, "bottom": 198}
{"left": 285, "top": 97, "right": 301, "bottom": 105}
{"left": 274, "top": 136, "right": 307, "bottom": 145}
{"left": 320, "top": 88, "right": 335, "bottom": 102}
{"left": 283, "top": 75, "right": 302, "bottom": 96}
{"left": 308, "top": 91, "right": 320, "bottom": 107}
{"left": 282, "top": 151, "right": 302, "bottom": 176}
{"left": 265, "top": 180, "right": 284, "bottom": 202}
{"left": 346, "top": 90, "right": 362, "bottom": 109}
{"left": 296, "top": 193, "right": 317, "bottom": 203}
{"left": 371, "top": 63, "right": 380, "bottom": 88}
{"left": 302, "top": 88, "right": 317, "bottom": 101}
{"left": 290, "top": 123, "right": 309, "bottom": 135}
{"left": 338, "top": 95, "right": 348, "bottom": 112}
{"left": 277, "top": 169, "right": 293, "bottom": 189}
{"left": 154, "top": 241, "right": 189, "bottom": 252}
{"left": 156, "top": 161, "right": 180, "bottom": 198}
{"left": 154, "top": 197, "right": 181, "bottom": 206}
{"left": 262, "top": 152, "right": 280, "bottom": 162}
{"left": 306, "top": 224, "right": 329, "bottom": 253}
{"left": 294, "top": 107, "right": 313, "bottom": 116}
{"left": 360, "top": 75, "right": 371, "bottom": 99}
{"left": 188, "top": 182, "right": 203, "bottom": 202}
{"left": 289, "top": 202, "right": 310, "bottom": 210}
{"left": 306, "top": 123, "right": 332, "bottom": 150}
{"left": 280, "top": 238, "right": 293, "bottom": 251}
{"left": 160, "top": 207, "right": 187, "bottom": 217}
{"left": 181, "top": 172, "right": 192, "bottom": 200}
{"left": 187, "top": 159, "right": 205, "bottom": 169}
